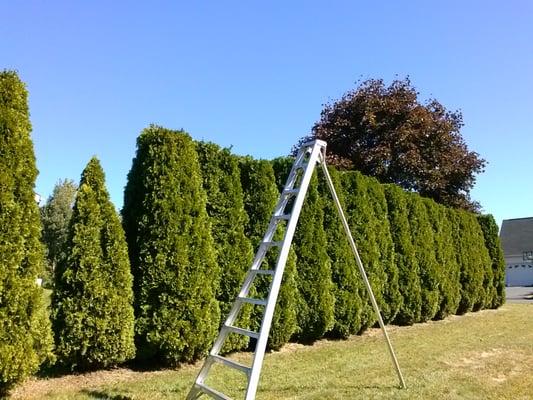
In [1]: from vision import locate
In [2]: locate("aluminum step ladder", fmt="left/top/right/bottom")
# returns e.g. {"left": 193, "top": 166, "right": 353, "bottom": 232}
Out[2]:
{"left": 186, "top": 139, "right": 406, "bottom": 400}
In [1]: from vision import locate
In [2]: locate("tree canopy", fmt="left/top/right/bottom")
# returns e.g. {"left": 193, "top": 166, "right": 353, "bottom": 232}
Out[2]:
{"left": 40, "top": 179, "right": 77, "bottom": 286}
{"left": 295, "top": 78, "right": 486, "bottom": 210}
{"left": 0, "top": 70, "right": 53, "bottom": 393}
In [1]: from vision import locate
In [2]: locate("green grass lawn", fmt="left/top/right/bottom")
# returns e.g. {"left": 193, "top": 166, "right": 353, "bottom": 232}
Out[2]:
{"left": 13, "top": 303, "right": 533, "bottom": 400}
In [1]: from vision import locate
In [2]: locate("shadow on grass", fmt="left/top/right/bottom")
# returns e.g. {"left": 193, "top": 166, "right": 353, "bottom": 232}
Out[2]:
{"left": 81, "top": 390, "right": 133, "bottom": 400}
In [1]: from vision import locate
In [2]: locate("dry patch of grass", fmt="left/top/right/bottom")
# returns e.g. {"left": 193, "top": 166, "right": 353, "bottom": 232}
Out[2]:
{"left": 11, "top": 303, "right": 533, "bottom": 400}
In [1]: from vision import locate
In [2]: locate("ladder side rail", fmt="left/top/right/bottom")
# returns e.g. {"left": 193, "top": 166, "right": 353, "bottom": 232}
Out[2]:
{"left": 245, "top": 142, "right": 324, "bottom": 400}
{"left": 318, "top": 157, "right": 407, "bottom": 389}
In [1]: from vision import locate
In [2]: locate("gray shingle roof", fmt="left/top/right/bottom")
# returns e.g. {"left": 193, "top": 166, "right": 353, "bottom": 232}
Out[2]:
{"left": 500, "top": 217, "right": 533, "bottom": 256}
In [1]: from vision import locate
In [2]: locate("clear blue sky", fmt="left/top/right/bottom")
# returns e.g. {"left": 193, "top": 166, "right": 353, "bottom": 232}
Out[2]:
{"left": 2, "top": 1, "right": 532, "bottom": 226}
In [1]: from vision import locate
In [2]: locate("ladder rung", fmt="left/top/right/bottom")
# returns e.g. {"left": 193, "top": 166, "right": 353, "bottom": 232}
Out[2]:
{"left": 210, "top": 354, "right": 251, "bottom": 375}
{"left": 224, "top": 324, "right": 260, "bottom": 339}
{"left": 282, "top": 188, "right": 299, "bottom": 195}
{"left": 250, "top": 269, "right": 275, "bottom": 276}
{"left": 273, "top": 213, "right": 291, "bottom": 221}
{"left": 262, "top": 241, "right": 283, "bottom": 247}
{"left": 238, "top": 296, "right": 267, "bottom": 306}
{"left": 194, "top": 383, "right": 231, "bottom": 400}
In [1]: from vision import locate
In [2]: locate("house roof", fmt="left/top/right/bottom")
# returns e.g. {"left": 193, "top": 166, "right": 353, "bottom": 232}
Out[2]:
{"left": 500, "top": 217, "right": 533, "bottom": 256}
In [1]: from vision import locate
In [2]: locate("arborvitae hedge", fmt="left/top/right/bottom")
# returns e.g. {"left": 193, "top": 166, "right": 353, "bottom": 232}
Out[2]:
{"left": 340, "top": 171, "right": 385, "bottom": 332}
{"left": 477, "top": 214, "right": 506, "bottom": 308}
{"left": 239, "top": 157, "right": 298, "bottom": 350}
{"left": 122, "top": 126, "right": 219, "bottom": 365}
{"left": 195, "top": 142, "right": 254, "bottom": 353}
{"left": 453, "top": 210, "right": 489, "bottom": 314}
{"left": 0, "top": 71, "right": 54, "bottom": 394}
{"left": 319, "top": 167, "right": 363, "bottom": 338}
{"left": 52, "top": 157, "right": 135, "bottom": 370}
{"left": 425, "top": 200, "right": 461, "bottom": 319}
{"left": 384, "top": 184, "right": 422, "bottom": 325}
{"left": 407, "top": 193, "right": 440, "bottom": 322}
{"left": 272, "top": 157, "right": 334, "bottom": 342}
{"left": 365, "top": 176, "right": 400, "bottom": 323}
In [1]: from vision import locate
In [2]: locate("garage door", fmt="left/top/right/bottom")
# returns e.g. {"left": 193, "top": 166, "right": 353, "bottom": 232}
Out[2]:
{"left": 506, "top": 264, "right": 533, "bottom": 286}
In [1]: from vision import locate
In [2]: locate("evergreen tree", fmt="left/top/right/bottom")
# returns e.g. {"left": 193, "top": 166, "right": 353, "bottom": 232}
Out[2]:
{"left": 406, "top": 193, "right": 440, "bottom": 321}
{"left": 196, "top": 142, "right": 254, "bottom": 353}
{"left": 272, "top": 157, "right": 335, "bottom": 342}
{"left": 122, "top": 126, "right": 219, "bottom": 365}
{"left": 477, "top": 214, "right": 506, "bottom": 308}
{"left": 384, "top": 184, "right": 422, "bottom": 325}
{"left": 239, "top": 157, "right": 298, "bottom": 350}
{"left": 52, "top": 157, "right": 135, "bottom": 370}
{"left": 0, "top": 70, "right": 53, "bottom": 393}
{"left": 340, "top": 171, "right": 385, "bottom": 332}
{"left": 319, "top": 167, "right": 363, "bottom": 338}
{"left": 40, "top": 179, "right": 77, "bottom": 288}
{"left": 365, "top": 176, "right": 401, "bottom": 323}
{"left": 453, "top": 210, "right": 489, "bottom": 314}
{"left": 425, "top": 201, "right": 461, "bottom": 319}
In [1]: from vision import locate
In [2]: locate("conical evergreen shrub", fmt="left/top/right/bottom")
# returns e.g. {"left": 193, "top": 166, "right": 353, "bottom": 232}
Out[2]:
{"left": 0, "top": 70, "right": 54, "bottom": 394}
{"left": 272, "top": 157, "right": 334, "bottom": 342}
{"left": 365, "top": 176, "right": 400, "bottom": 323}
{"left": 406, "top": 193, "right": 440, "bottom": 322}
{"left": 384, "top": 184, "right": 421, "bottom": 325}
{"left": 196, "top": 142, "right": 254, "bottom": 353}
{"left": 52, "top": 157, "right": 135, "bottom": 370}
{"left": 319, "top": 167, "right": 363, "bottom": 338}
{"left": 425, "top": 200, "right": 461, "bottom": 319}
{"left": 477, "top": 214, "right": 505, "bottom": 308}
{"left": 453, "top": 210, "right": 489, "bottom": 314}
{"left": 122, "top": 126, "right": 219, "bottom": 365}
{"left": 239, "top": 157, "right": 298, "bottom": 350}
{"left": 340, "top": 171, "right": 384, "bottom": 332}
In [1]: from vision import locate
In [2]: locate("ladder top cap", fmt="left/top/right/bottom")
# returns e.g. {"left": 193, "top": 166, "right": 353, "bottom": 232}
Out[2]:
{"left": 301, "top": 139, "right": 327, "bottom": 147}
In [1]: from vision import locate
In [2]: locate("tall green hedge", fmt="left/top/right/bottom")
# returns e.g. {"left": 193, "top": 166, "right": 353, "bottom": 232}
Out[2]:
{"left": 425, "top": 200, "right": 461, "bottom": 319}
{"left": 340, "top": 171, "right": 385, "bottom": 332}
{"left": 272, "top": 157, "right": 335, "bottom": 342}
{"left": 453, "top": 210, "right": 490, "bottom": 314}
{"left": 365, "top": 176, "right": 400, "bottom": 323}
{"left": 122, "top": 126, "right": 219, "bottom": 365}
{"left": 477, "top": 214, "right": 505, "bottom": 308}
{"left": 384, "top": 184, "right": 421, "bottom": 325}
{"left": 319, "top": 167, "right": 363, "bottom": 338}
{"left": 52, "top": 157, "right": 135, "bottom": 370}
{"left": 239, "top": 157, "right": 298, "bottom": 350}
{"left": 196, "top": 142, "right": 254, "bottom": 353}
{"left": 0, "top": 71, "right": 54, "bottom": 394}
{"left": 407, "top": 193, "right": 440, "bottom": 322}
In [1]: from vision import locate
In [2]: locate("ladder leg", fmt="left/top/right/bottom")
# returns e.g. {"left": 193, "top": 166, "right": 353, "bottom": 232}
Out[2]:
{"left": 318, "top": 156, "right": 407, "bottom": 389}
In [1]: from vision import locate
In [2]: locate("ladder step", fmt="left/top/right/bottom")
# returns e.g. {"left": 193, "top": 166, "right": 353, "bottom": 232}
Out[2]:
{"left": 210, "top": 354, "right": 251, "bottom": 375}
{"left": 224, "top": 324, "right": 260, "bottom": 339}
{"left": 262, "top": 241, "right": 283, "bottom": 247}
{"left": 249, "top": 269, "right": 275, "bottom": 276}
{"left": 193, "top": 383, "right": 231, "bottom": 400}
{"left": 273, "top": 213, "right": 291, "bottom": 221}
{"left": 238, "top": 296, "right": 267, "bottom": 306}
{"left": 283, "top": 188, "right": 299, "bottom": 195}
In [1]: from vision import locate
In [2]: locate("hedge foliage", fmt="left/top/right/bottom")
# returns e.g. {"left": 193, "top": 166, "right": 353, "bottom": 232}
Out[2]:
{"left": 52, "top": 157, "right": 135, "bottom": 370}
{"left": 477, "top": 214, "right": 506, "bottom": 308}
{"left": 122, "top": 126, "right": 219, "bottom": 365}
{"left": 239, "top": 157, "right": 298, "bottom": 350}
{"left": 196, "top": 142, "right": 254, "bottom": 353}
{"left": 0, "top": 71, "right": 54, "bottom": 394}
